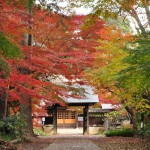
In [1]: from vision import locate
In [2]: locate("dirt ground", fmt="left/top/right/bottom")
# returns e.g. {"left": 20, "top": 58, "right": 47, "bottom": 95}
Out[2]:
{"left": 16, "top": 137, "right": 54, "bottom": 150}
{"left": 15, "top": 136, "right": 150, "bottom": 150}
{"left": 90, "top": 137, "right": 150, "bottom": 150}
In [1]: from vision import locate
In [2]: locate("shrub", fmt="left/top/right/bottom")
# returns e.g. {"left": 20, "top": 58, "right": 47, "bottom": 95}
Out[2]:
{"left": 105, "top": 129, "right": 134, "bottom": 137}
{"left": 33, "top": 128, "right": 49, "bottom": 136}
{"left": 136, "top": 128, "right": 150, "bottom": 138}
{"left": 136, "top": 114, "right": 150, "bottom": 138}
{"left": 0, "top": 134, "right": 15, "bottom": 141}
{"left": 0, "top": 114, "right": 26, "bottom": 140}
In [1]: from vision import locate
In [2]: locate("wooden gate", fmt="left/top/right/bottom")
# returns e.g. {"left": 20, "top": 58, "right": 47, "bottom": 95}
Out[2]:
{"left": 57, "top": 110, "right": 77, "bottom": 127}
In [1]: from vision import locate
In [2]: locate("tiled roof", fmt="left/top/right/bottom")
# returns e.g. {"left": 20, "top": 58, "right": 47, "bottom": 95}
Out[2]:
{"left": 64, "top": 85, "right": 99, "bottom": 104}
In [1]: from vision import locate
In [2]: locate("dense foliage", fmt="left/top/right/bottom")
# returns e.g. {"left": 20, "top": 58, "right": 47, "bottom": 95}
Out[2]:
{"left": 0, "top": 114, "right": 26, "bottom": 139}
{"left": 0, "top": 0, "right": 104, "bottom": 136}
{"left": 105, "top": 129, "right": 135, "bottom": 137}
{"left": 117, "top": 37, "right": 150, "bottom": 115}
{"left": 0, "top": 0, "right": 150, "bottom": 139}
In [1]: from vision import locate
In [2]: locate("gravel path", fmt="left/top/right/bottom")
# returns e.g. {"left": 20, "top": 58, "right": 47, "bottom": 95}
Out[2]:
{"left": 39, "top": 135, "right": 150, "bottom": 150}
{"left": 45, "top": 138, "right": 100, "bottom": 150}
{"left": 16, "top": 136, "right": 150, "bottom": 150}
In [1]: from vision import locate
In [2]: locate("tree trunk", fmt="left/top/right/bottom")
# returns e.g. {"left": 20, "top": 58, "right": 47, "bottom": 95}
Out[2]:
{"left": 129, "top": 8, "right": 146, "bottom": 34}
{"left": 0, "top": 90, "right": 6, "bottom": 119}
{"left": 0, "top": 89, "right": 8, "bottom": 134}
{"left": 125, "top": 106, "right": 137, "bottom": 131}
{"left": 144, "top": 6, "right": 150, "bottom": 27}
{"left": 130, "top": 113, "right": 137, "bottom": 131}
{"left": 19, "top": 43, "right": 34, "bottom": 136}
{"left": 20, "top": 96, "right": 33, "bottom": 136}
{"left": 19, "top": 2, "right": 34, "bottom": 136}
{"left": 0, "top": 87, "right": 9, "bottom": 119}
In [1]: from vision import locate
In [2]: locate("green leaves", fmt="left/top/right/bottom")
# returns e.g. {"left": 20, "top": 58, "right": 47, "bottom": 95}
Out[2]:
{"left": 27, "top": 0, "right": 35, "bottom": 9}
{"left": 105, "top": 129, "right": 134, "bottom": 137}
{"left": 0, "top": 33, "right": 22, "bottom": 59}
{"left": 118, "top": 37, "right": 150, "bottom": 92}
{"left": 116, "top": 36, "right": 150, "bottom": 114}
{"left": 0, "top": 114, "right": 27, "bottom": 139}
{"left": 0, "top": 58, "right": 10, "bottom": 78}
{"left": 0, "top": 33, "right": 22, "bottom": 78}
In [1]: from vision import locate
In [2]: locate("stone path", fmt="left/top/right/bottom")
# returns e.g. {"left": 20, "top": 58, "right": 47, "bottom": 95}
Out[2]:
{"left": 45, "top": 138, "right": 101, "bottom": 150}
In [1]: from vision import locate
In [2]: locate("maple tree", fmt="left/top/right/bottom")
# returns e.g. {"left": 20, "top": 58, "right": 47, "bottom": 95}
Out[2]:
{"left": 0, "top": 0, "right": 23, "bottom": 119}
{"left": 68, "top": 0, "right": 150, "bottom": 133}
{"left": 69, "top": 0, "right": 150, "bottom": 34}
{"left": 85, "top": 25, "right": 132, "bottom": 104}
{"left": 83, "top": 24, "right": 141, "bottom": 128}
{"left": 84, "top": 19, "right": 150, "bottom": 130}
{"left": 0, "top": 0, "right": 104, "bottom": 135}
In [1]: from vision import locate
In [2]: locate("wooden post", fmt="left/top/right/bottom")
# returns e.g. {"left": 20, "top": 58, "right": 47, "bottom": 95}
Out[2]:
{"left": 104, "top": 118, "right": 109, "bottom": 131}
{"left": 53, "top": 105, "right": 57, "bottom": 134}
{"left": 83, "top": 104, "right": 89, "bottom": 135}
{"left": 141, "top": 113, "right": 144, "bottom": 139}
{"left": 63, "top": 111, "right": 65, "bottom": 128}
{"left": 76, "top": 111, "right": 78, "bottom": 128}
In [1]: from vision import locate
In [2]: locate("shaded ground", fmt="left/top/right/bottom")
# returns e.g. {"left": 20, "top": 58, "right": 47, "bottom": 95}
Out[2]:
{"left": 13, "top": 136, "right": 150, "bottom": 150}
{"left": 90, "top": 137, "right": 150, "bottom": 150}
{"left": 16, "top": 137, "right": 54, "bottom": 150}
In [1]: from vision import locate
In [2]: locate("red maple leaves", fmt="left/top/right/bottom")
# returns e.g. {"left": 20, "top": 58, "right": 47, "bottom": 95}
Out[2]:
{"left": 0, "top": 0, "right": 104, "bottom": 115}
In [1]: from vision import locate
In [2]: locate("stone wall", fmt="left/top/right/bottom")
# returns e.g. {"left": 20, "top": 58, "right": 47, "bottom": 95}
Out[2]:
{"left": 89, "top": 127, "right": 104, "bottom": 135}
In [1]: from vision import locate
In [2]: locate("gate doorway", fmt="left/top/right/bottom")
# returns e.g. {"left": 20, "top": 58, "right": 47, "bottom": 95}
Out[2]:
{"left": 57, "top": 110, "right": 77, "bottom": 128}
{"left": 57, "top": 109, "right": 83, "bottom": 135}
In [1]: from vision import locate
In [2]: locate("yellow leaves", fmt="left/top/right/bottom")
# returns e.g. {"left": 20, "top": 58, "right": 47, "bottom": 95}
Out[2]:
{"left": 135, "top": 99, "right": 150, "bottom": 114}
{"left": 96, "top": 26, "right": 132, "bottom": 70}
{"left": 84, "top": 23, "right": 134, "bottom": 105}
{"left": 98, "top": 25, "right": 133, "bottom": 44}
{"left": 81, "top": 14, "right": 97, "bottom": 30}
{"left": 93, "top": 25, "right": 132, "bottom": 72}
{"left": 140, "top": 0, "right": 150, "bottom": 5}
